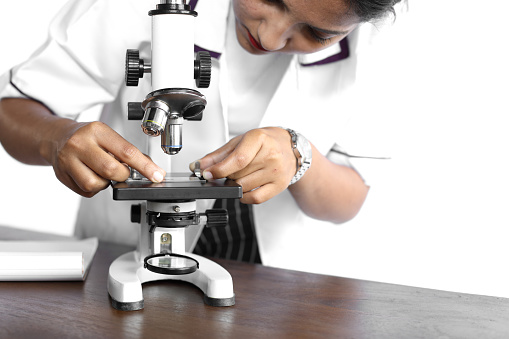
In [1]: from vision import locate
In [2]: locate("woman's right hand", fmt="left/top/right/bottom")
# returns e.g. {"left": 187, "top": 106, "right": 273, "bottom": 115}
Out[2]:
{"left": 47, "top": 120, "right": 166, "bottom": 197}
{"left": 0, "top": 98, "right": 166, "bottom": 198}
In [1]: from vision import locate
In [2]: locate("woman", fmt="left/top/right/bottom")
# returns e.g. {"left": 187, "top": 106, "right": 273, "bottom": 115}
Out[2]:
{"left": 0, "top": 0, "right": 402, "bottom": 267}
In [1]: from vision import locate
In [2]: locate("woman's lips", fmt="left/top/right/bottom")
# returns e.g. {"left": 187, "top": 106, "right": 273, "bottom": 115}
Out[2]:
{"left": 247, "top": 30, "right": 268, "bottom": 52}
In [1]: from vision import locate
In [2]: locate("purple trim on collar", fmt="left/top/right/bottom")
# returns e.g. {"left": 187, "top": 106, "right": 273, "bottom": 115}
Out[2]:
{"left": 300, "top": 37, "right": 350, "bottom": 67}
{"left": 195, "top": 45, "right": 222, "bottom": 59}
{"left": 191, "top": 1, "right": 222, "bottom": 59}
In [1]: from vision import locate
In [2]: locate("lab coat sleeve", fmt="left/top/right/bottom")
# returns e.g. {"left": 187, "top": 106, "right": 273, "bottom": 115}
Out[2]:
{"left": 0, "top": 0, "right": 151, "bottom": 119}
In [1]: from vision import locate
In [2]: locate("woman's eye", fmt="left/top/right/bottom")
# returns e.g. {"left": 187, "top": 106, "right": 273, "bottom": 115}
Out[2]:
{"left": 307, "top": 27, "right": 333, "bottom": 45}
{"left": 265, "top": 0, "right": 285, "bottom": 7}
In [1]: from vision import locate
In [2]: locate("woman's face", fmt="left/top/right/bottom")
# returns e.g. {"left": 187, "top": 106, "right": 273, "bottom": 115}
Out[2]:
{"left": 232, "top": 0, "right": 361, "bottom": 55}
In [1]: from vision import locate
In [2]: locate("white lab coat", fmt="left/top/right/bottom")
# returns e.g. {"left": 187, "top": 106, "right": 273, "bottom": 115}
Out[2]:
{"left": 0, "top": 0, "right": 395, "bottom": 270}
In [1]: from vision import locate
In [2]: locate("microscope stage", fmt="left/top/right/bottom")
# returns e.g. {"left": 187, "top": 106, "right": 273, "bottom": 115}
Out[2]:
{"left": 112, "top": 173, "right": 242, "bottom": 201}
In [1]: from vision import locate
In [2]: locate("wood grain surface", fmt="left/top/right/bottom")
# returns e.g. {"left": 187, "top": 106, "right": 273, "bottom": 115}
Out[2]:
{"left": 0, "top": 226, "right": 508, "bottom": 339}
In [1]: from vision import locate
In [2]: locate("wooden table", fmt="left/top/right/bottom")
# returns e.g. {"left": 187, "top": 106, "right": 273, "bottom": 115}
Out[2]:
{"left": 1, "top": 225, "right": 508, "bottom": 338}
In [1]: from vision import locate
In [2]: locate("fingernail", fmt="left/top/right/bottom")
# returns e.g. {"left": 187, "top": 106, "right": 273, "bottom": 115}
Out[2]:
{"left": 203, "top": 170, "right": 213, "bottom": 181}
{"left": 153, "top": 171, "right": 165, "bottom": 183}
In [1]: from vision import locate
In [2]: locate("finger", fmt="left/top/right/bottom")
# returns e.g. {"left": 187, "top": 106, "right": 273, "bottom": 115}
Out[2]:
{"left": 66, "top": 158, "right": 110, "bottom": 195}
{"left": 190, "top": 136, "right": 242, "bottom": 173}
{"left": 56, "top": 171, "right": 98, "bottom": 198}
{"left": 240, "top": 182, "right": 282, "bottom": 205}
{"left": 232, "top": 169, "right": 266, "bottom": 192}
{"left": 235, "top": 167, "right": 289, "bottom": 196}
{"left": 81, "top": 148, "right": 131, "bottom": 182}
{"left": 226, "top": 160, "right": 265, "bottom": 181}
{"left": 204, "top": 133, "right": 263, "bottom": 180}
{"left": 96, "top": 130, "right": 166, "bottom": 182}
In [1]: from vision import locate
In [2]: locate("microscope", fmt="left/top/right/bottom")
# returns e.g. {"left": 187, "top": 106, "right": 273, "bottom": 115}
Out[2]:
{"left": 107, "top": 0, "right": 242, "bottom": 311}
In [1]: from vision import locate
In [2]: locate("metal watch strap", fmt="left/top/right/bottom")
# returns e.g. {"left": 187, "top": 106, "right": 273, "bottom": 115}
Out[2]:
{"left": 285, "top": 128, "right": 312, "bottom": 185}
{"left": 287, "top": 128, "right": 300, "bottom": 174}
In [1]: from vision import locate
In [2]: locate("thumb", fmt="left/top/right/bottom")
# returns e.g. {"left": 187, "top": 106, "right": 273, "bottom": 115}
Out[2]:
{"left": 189, "top": 137, "right": 241, "bottom": 176}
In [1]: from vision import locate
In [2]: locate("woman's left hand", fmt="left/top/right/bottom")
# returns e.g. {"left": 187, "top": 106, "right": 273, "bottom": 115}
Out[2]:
{"left": 190, "top": 127, "right": 297, "bottom": 204}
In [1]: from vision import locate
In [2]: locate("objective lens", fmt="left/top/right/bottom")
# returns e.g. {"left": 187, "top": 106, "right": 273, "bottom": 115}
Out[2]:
{"left": 141, "top": 100, "right": 169, "bottom": 136}
{"left": 162, "top": 115, "right": 183, "bottom": 155}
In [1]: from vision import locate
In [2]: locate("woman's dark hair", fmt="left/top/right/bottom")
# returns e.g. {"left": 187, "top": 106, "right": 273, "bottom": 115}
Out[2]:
{"left": 349, "top": 0, "right": 403, "bottom": 22}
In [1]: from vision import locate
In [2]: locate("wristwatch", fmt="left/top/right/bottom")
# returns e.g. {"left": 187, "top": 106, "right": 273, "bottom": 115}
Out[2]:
{"left": 286, "top": 128, "right": 312, "bottom": 185}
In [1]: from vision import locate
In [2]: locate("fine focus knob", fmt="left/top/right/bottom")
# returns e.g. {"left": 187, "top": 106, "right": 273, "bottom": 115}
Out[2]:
{"left": 194, "top": 51, "right": 212, "bottom": 88}
{"left": 205, "top": 209, "right": 228, "bottom": 228}
{"left": 131, "top": 204, "right": 142, "bottom": 224}
{"left": 125, "top": 49, "right": 145, "bottom": 86}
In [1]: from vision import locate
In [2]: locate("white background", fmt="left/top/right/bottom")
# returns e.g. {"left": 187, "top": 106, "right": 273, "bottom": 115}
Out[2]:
{"left": 0, "top": 1, "right": 508, "bottom": 298}
{"left": 0, "top": 0, "right": 79, "bottom": 236}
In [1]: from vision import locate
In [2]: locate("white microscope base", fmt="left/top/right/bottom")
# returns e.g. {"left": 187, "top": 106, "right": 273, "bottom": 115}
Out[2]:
{"left": 107, "top": 251, "right": 235, "bottom": 311}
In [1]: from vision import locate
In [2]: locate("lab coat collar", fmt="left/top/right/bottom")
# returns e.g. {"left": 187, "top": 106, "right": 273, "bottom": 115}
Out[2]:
{"left": 298, "top": 38, "right": 350, "bottom": 66}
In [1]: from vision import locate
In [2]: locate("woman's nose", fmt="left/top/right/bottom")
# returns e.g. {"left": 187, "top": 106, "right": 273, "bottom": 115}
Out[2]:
{"left": 258, "top": 15, "right": 294, "bottom": 51}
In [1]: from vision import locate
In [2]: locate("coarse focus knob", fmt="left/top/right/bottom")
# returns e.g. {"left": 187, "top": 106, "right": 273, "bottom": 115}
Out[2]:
{"left": 194, "top": 51, "right": 211, "bottom": 88}
{"left": 205, "top": 209, "right": 228, "bottom": 228}
{"left": 125, "top": 49, "right": 145, "bottom": 86}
